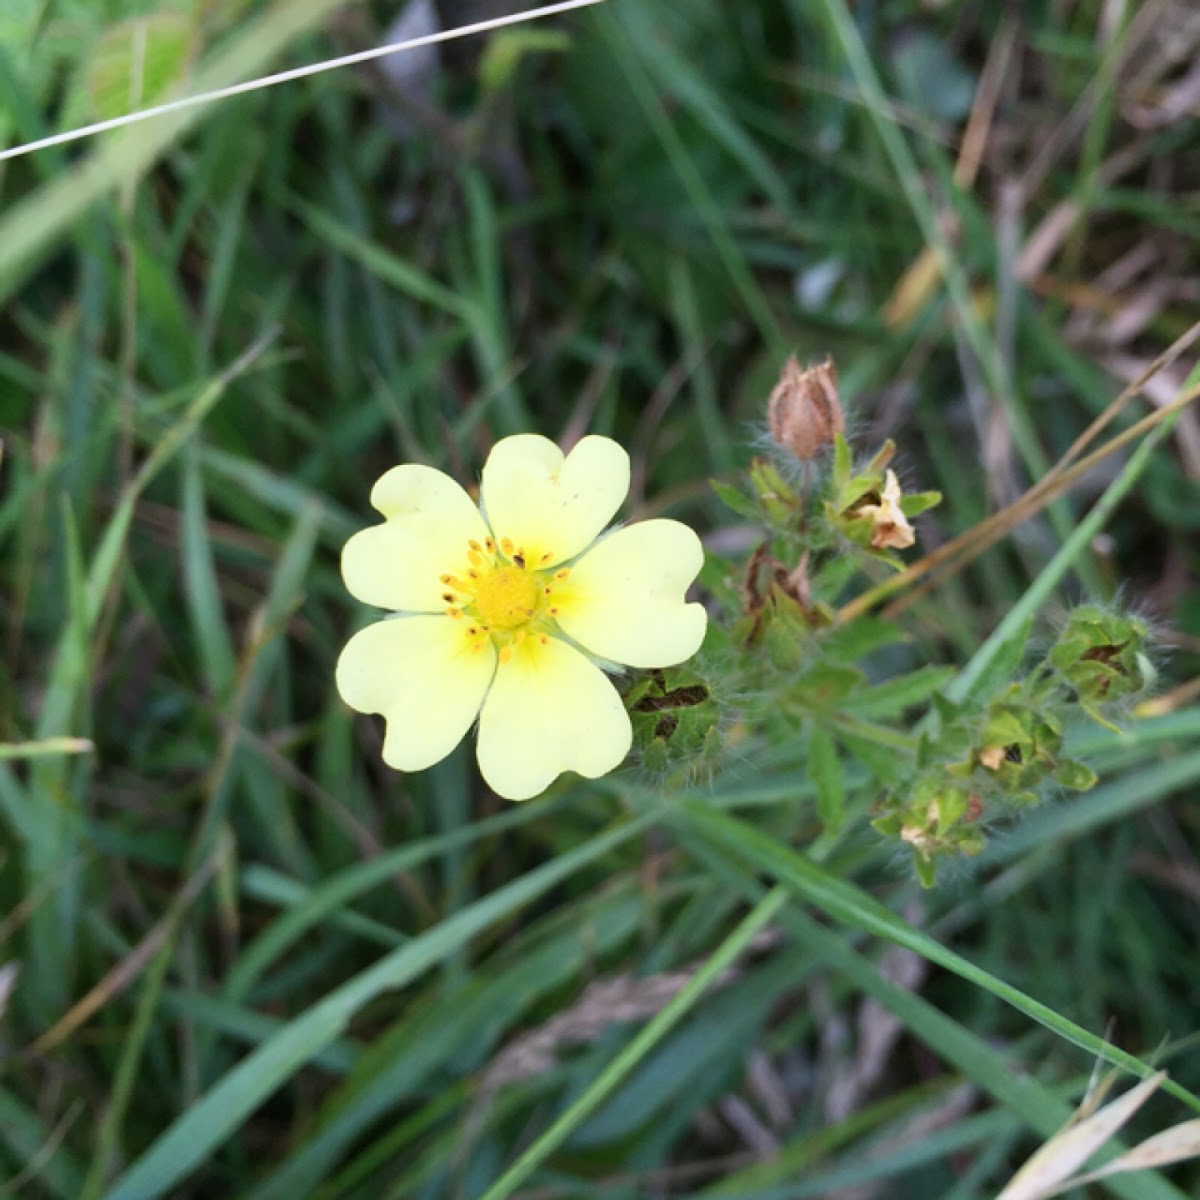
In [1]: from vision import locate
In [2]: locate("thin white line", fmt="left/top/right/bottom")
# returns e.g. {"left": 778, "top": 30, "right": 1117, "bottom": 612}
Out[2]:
{"left": 0, "top": 0, "right": 606, "bottom": 163}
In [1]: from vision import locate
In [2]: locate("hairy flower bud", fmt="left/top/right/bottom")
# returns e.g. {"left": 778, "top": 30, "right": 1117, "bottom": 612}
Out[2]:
{"left": 767, "top": 354, "right": 843, "bottom": 462}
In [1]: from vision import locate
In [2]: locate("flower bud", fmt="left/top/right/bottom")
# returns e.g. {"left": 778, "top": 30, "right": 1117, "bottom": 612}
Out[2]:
{"left": 1048, "top": 606, "right": 1149, "bottom": 707}
{"left": 767, "top": 354, "right": 844, "bottom": 462}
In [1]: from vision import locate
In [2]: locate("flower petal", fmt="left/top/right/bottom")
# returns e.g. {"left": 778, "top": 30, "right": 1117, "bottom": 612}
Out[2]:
{"left": 475, "top": 636, "right": 631, "bottom": 800}
{"left": 480, "top": 434, "right": 629, "bottom": 568}
{"left": 342, "top": 465, "right": 490, "bottom": 612}
{"left": 554, "top": 519, "right": 707, "bottom": 668}
{"left": 336, "top": 615, "right": 496, "bottom": 772}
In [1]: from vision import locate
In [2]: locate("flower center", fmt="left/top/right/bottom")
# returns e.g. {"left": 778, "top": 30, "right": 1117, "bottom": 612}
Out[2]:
{"left": 473, "top": 565, "right": 537, "bottom": 630}
{"left": 439, "top": 537, "right": 571, "bottom": 662}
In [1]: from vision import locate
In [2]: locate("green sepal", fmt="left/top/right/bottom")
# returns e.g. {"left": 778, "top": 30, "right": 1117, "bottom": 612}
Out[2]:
{"left": 899, "top": 489, "right": 942, "bottom": 517}
{"left": 710, "top": 478, "right": 761, "bottom": 522}
{"left": 1052, "top": 758, "right": 1098, "bottom": 791}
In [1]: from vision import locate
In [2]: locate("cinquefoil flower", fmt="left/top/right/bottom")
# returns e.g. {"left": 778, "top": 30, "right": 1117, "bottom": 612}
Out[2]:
{"left": 336, "top": 434, "right": 707, "bottom": 800}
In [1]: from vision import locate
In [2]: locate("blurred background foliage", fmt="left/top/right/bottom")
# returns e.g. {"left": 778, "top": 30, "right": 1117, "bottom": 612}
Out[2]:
{"left": 2, "top": 0, "right": 1200, "bottom": 1196}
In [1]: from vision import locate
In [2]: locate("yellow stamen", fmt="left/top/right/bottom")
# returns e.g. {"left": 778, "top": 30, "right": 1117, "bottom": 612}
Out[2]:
{"left": 473, "top": 565, "right": 538, "bottom": 630}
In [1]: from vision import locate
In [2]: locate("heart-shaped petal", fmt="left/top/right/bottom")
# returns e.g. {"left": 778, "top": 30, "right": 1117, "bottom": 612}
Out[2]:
{"left": 480, "top": 434, "right": 629, "bottom": 569}
{"left": 342, "top": 464, "right": 490, "bottom": 612}
{"left": 553, "top": 519, "right": 707, "bottom": 668}
{"left": 475, "top": 634, "right": 631, "bottom": 800}
{"left": 336, "top": 615, "right": 496, "bottom": 771}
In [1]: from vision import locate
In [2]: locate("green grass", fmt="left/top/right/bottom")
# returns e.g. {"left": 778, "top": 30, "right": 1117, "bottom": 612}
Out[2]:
{"left": 2, "top": 1, "right": 1199, "bottom": 1197}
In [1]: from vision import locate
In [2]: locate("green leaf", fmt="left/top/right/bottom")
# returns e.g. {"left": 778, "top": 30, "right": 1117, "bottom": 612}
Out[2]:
{"left": 475, "top": 887, "right": 789, "bottom": 1200}
{"left": 898, "top": 488, "right": 942, "bottom": 517}
{"left": 832, "top": 431, "right": 851, "bottom": 486}
{"left": 479, "top": 27, "right": 571, "bottom": 96}
{"left": 709, "top": 478, "right": 760, "bottom": 521}
{"left": 841, "top": 665, "right": 957, "bottom": 718}
{"left": 86, "top": 15, "right": 197, "bottom": 122}
{"left": 819, "top": 616, "right": 906, "bottom": 664}
{"left": 107, "top": 813, "right": 658, "bottom": 1200}
{"left": 681, "top": 802, "right": 1200, "bottom": 1116}
{"left": 948, "top": 619, "right": 1032, "bottom": 705}
{"left": 1053, "top": 759, "right": 1099, "bottom": 791}
{"left": 808, "top": 725, "right": 844, "bottom": 833}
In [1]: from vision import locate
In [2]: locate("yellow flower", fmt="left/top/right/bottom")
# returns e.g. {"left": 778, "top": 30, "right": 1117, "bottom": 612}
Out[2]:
{"left": 335, "top": 434, "right": 707, "bottom": 800}
{"left": 856, "top": 469, "right": 916, "bottom": 550}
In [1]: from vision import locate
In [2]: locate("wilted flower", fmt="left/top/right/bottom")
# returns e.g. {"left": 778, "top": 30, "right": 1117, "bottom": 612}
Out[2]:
{"left": 767, "top": 354, "right": 844, "bottom": 462}
{"left": 335, "top": 434, "right": 707, "bottom": 800}
{"left": 855, "top": 469, "right": 916, "bottom": 550}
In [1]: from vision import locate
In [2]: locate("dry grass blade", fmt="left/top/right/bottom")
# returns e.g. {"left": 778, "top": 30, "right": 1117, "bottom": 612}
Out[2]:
{"left": 995, "top": 1071, "right": 1166, "bottom": 1200}
{"left": 0, "top": 738, "right": 95, "bottom": 760}
{"left": 1069, "top": 1118, "right": 1200, "bottom": 1187}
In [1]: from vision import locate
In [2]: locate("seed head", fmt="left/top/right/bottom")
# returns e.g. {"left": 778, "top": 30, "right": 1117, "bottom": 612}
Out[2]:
{"left": 767, "top": 354, "right": 844, "bottom": 462}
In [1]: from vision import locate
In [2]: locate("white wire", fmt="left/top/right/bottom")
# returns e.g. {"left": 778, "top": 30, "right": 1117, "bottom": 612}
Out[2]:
{"left": 0, "top": 0, "right": 607, "bottom": 163}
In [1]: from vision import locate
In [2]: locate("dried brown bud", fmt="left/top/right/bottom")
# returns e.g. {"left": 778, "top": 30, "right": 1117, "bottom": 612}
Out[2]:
{"left": 767, "top": 355, "right": 844, "bottom": 462}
